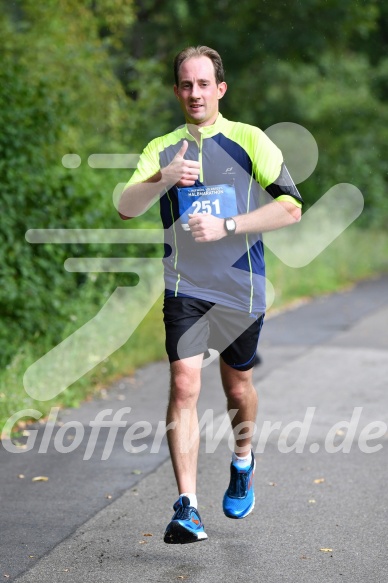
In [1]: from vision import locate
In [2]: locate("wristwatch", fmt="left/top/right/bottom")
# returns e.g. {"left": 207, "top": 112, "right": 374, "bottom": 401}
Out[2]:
{"left": 224, "top": 217, "right": 237, "bottom": 235}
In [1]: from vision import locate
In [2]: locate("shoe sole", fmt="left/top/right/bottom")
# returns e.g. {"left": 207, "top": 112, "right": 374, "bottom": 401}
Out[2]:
{"left": 164, "top": 522, "right": 208, "bottom": 544}
{"left": 224, "top": 495, "right": 255, "bottom": 519}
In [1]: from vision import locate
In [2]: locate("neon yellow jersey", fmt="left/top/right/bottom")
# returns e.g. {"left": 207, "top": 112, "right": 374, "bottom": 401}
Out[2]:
{"left": 126, "top": 114, "right": 303, "bottom": 313}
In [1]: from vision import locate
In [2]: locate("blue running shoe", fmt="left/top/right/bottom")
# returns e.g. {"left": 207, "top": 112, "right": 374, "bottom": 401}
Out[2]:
{"left": 164, "top": 496, "right": 208, "bottom": 544}
{"left": 223, "top": 451, "right": 256, "bottom": 519}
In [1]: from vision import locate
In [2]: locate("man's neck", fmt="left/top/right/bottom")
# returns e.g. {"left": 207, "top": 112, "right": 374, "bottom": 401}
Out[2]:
{"left": 186, "top": 113, "right": 220, "bottom": 141}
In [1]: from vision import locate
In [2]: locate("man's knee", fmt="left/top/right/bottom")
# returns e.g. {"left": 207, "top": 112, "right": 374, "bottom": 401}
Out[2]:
{"left": 169, "top": 360, "right": 202, "bottom": 406}
{"left": 221, "top": 365, "right": 254, "bottom": 401}
{"left": 225, "top": 381, "right": 255, "bottom": 404}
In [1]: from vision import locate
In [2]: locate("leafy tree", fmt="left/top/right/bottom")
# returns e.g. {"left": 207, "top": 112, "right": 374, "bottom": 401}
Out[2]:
{"left": 0, "top": 1, "right": 149, "bottom": 367}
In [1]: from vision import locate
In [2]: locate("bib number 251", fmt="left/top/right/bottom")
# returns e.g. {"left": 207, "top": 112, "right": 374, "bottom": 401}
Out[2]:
{"left": 192, "top": 199, "right": 221, "bottom": 215}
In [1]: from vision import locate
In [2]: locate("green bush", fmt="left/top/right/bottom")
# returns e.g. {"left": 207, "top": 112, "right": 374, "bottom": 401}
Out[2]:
{"left": 0, "top": 5, "right": 147, "bottom": 367}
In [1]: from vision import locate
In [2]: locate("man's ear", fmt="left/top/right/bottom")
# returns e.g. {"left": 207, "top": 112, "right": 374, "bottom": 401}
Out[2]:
{"left": 217, "top": 82, "right": 227, "bottom": 100}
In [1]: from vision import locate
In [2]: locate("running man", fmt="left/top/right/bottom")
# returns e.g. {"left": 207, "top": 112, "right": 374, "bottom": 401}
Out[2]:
{"left": 119, "top": 46, "right": 303, "bottom": 544}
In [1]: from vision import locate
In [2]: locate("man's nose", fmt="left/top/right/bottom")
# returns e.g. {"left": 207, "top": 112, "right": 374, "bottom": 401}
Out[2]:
{"left": 191, "top": 83, "right": 201, "bottom": 98}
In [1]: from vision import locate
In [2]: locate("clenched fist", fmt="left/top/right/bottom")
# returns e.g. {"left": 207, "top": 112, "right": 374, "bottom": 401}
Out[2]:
{"left": 188, "top": 213, "right": 227, "bottom": 243}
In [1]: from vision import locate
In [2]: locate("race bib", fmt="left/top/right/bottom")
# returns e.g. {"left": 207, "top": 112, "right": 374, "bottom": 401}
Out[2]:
{"left": 177, "top": 184, "right": 237, "bottom": 231}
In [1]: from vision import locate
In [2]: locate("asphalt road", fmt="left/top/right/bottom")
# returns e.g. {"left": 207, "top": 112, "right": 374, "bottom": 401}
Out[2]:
{"left": 1, "top": 275, "right": 387, "bottom": 582}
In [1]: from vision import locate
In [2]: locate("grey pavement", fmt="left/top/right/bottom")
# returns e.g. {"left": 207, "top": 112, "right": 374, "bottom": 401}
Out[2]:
{"left": 1, "top": 275, "right": 387, "bottom": 582}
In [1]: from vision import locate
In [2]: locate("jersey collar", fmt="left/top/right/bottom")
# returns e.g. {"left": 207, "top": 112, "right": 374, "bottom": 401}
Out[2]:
{"left": 185, "top": 113, "right": 226, "bottom": 140}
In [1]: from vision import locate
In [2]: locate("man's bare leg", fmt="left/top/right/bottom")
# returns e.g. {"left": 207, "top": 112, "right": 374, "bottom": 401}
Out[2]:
{"left": 220, "top": 359, "right": 258, "bottom": 456}
{"left": 164, "top": 355, "right": 208, "bottom": 544}
{"left": 166, "top": 354, "right": 203, "bottom": 495}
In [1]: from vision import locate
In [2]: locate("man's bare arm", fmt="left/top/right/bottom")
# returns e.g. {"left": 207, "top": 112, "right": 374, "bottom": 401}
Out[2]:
{"left": 234, "top": 199, "right": 301, "bottom": 233}
{"left": 188, "top": 199, "right": 301, "bottom": 243}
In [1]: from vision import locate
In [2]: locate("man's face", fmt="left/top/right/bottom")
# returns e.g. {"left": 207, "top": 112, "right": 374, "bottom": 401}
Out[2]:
{"left": 174, "top": 56, "right": 227, "bottom": 127}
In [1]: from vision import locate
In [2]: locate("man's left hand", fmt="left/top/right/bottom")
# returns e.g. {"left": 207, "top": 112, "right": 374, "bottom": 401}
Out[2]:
{"left": 188, "top": 214, "right": 227, "bottom": 242}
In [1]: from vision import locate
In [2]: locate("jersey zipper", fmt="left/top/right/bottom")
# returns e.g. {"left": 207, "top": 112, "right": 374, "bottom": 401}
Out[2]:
{"left": 189, "top": 130, "right": 203, "bottom": 182}
{"left": 198, "top": 134, "right": 203, "bottom": 183}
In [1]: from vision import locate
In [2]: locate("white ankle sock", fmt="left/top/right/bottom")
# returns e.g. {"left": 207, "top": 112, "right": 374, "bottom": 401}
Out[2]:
{"left": 232, "top": 451, "right": 252, "bottom": 469}
{"left": 179, "top": 493, "right": 198, "bottom": 509}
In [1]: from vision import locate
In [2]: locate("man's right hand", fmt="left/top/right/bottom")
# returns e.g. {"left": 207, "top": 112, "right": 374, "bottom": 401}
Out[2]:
{"left": 162, "top": 140, "right": 200, "bottom": 188}
{"left": 118, "top": 140, "right": 200, "bottom": 220}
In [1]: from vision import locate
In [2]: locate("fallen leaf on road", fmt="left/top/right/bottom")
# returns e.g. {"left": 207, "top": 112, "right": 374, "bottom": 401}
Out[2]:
{"left": 336, "top": 429, "right": 345, "bottom": 436}
{"left": 268, "top": 482, "right": 277, "bottom": 487}
{"left": 138, "top": 540, "right": 147, "bottom": 544}
{"left": 18, "top": 474, "right": 25, "bottom": 479}
{"left": 320, "top": 548, "right": 333, "bottom": 552}
{"left": 105, "top": 494, "right": 112, "bottom": 499}
{"left": 313, "top": 478, "right": 325, "bottom": 484}
{"left": 132, "top": 470, "right": 142, "bottom": 475}
{"left": 308, "top": 499, "right": 316, "bottom": 504}
{"left": 32, "top": 476, "right": 49, "bottom": 482}
{"left": 3, "top": 574, "right": 10, "bottom": 579}
{"left": 143, "top": 533, "right": 153, "bottom": 537}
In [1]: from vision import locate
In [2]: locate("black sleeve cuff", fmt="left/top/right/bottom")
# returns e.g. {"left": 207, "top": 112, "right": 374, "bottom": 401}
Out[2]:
{"left": 265, "top": 163, "right": 304, "bottom": 204}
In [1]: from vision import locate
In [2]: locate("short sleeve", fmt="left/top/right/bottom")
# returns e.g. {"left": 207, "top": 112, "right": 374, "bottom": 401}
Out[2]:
{"left": 124, "top": 139, "right": 161, "bottom": 188}
{"left": 248, "top": 127, "right": 284, "bottom": 190}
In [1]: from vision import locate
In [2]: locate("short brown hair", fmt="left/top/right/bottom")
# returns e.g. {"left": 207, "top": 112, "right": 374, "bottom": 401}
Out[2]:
{"left": 173, "top": 46, "right": 225, "bottom": 85}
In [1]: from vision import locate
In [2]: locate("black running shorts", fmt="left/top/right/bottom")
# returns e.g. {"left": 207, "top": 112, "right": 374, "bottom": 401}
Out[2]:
{"left": 163, "top": 296, "right": 264, "bottom": 371}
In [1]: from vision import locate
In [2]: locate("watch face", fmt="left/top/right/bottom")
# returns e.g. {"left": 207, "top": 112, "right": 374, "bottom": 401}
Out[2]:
{"left": 225, "top": 218, "right": 236, "bottom": 234}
